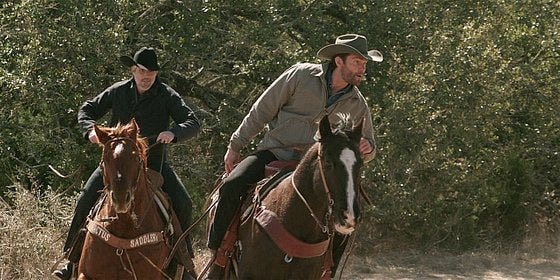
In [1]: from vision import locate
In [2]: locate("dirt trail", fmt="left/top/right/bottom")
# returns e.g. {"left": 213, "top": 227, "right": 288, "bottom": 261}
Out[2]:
{"left": 340, "top": 251, "right": 560, "bottom": 280}
{"left": 193, "top": 248, "right": 560, "bottom": 279}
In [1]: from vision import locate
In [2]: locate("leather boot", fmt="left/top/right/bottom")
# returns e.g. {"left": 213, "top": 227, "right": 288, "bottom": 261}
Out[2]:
{"left": 53, "top": 261, "right": 74, "bottom": 280}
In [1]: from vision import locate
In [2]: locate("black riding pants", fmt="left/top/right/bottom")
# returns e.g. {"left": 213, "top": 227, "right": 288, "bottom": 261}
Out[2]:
{"left": 207, "top": 150, "right": 277, "bottom": 250}
{"left": 63, "top": 161, "right": 193, "bottom": 253}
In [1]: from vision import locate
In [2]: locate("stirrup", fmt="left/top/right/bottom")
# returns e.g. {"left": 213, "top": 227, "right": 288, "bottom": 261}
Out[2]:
{"left": 53, "top": 261, "right": 74, "bottom": 280}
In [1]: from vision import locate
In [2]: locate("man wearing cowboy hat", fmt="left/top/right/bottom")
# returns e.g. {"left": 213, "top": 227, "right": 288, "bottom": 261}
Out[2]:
{"left": 205, "top": 34, "right": 383, "bottom": 279}
{"left": 54, "top": 47, "right": 200, "bottom": 280}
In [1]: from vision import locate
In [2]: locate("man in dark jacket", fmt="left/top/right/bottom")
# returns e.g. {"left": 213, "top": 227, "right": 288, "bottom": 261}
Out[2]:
{"left": 54, "top": 47, "right": 200, "bottom": 279}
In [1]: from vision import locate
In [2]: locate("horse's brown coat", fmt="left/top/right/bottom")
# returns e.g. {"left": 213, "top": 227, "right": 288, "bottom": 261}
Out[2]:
{"left": 234, "top": 116, "right": 364, "bottom": 280}
{"left": 77, "top": 120, "right": 174, "bottom": 280}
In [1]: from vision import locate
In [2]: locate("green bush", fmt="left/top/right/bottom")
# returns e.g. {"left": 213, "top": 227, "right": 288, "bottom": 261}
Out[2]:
{"left": 1, "top": 0, "right": 558, "bottom": 255}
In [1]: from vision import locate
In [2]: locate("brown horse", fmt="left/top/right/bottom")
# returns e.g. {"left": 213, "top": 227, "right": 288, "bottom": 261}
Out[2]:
{"left": 211, "top": 115, "right": 364, "bottom": 280}
{"left": 77, "top": 119, "right": 190, "bottom": 280}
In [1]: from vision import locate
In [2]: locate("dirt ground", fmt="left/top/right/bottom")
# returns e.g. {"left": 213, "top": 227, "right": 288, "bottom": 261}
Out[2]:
{"left": 193, "top": 248, "right": 560, "bottom": 280}
{"left": 340, "top": 250, "right": 560, "bottom": 280}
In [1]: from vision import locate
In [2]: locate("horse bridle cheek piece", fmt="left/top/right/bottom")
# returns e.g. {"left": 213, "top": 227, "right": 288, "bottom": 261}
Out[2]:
{"left": 97, "top": 137, "right": 154, "bottom": 226}
{"left": 317, "top": 144, "right": 335, "bottom": 218}
{"left": 291, "top": 143, "right": 334, "bottom": 235}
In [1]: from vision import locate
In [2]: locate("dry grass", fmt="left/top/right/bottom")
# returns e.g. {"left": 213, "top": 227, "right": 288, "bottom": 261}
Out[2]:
{"left": 0, "top": 183, "right": 216, "bottom": 280}
{"left": 341, "top": 250, "right": 560, "bottom": 280}
{"left": 0, "top": 184, "right": 73, "bottom": 279}
{"left": 1, "top": 185, "right": 559, "bottom": 280}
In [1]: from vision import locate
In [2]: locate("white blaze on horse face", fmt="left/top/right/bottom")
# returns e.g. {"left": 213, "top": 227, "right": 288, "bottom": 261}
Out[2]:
{"left": 113, "top": 143, "right": 124, "bottom": 159}
{"left": 339, "top": 147, "right": 357, "bottom": 232}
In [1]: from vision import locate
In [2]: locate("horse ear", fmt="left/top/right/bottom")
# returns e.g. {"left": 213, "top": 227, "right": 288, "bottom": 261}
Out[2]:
{"left": 127, "top": 118, "right": 139, "bottom": 138}
{"left": 94, "top": 125, "right": 110, "bottom": 144}
{"left": 350, "top": 119, "right": 364, "bottom": 142}
{"left": 318, "top": 115, "right": 333, "bottom": 141}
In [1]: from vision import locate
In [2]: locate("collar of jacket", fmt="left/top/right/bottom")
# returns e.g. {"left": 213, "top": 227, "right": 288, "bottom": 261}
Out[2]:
{"left": 312, "top": 62, "right": 358, "bottom": 97}
{"left": 311, "top": 62, "right": 329, "bottom": 78}
{"left": 128, "top": 77, "right": 161, "bottom": 99}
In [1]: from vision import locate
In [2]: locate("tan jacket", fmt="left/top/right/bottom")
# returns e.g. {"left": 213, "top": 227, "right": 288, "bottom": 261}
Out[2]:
{"left": 229, "top": 62, "right": 376, "bottom": 162}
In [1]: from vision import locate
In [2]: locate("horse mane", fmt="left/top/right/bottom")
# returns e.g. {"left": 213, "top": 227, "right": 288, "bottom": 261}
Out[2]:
{"left": 330, "top": 113, "right": 355, "bottom": 135}
{"left": 108, "top": 122, "right": 149, "bottom": 166}
{"left": 295, "top": 114, "right": 357, "bottom": 178}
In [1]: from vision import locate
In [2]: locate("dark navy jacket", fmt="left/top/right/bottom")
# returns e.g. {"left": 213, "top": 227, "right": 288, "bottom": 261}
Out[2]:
{"left": 78, "top": 77, "right": 200, "bottom": 166}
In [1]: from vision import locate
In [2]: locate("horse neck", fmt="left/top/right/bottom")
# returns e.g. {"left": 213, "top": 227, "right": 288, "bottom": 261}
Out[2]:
{"left": 291, "top": 152, "right": 330, "bottom": 215}
{"left": 100, "top": 169, "right": 156, "bottom": 235}
{"left": 263, "top": 153, "right": 331, "bottom": 241}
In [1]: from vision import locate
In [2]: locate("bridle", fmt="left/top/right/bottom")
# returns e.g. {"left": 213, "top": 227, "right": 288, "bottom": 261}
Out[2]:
{"left": 290, "top": 143, "right": 335, "bottom": 236}
{"left": 101, "top": 136, "right": 144, "bottom": 190}
{"left": 99, "top": 136, "right": 147, "bottom": 225}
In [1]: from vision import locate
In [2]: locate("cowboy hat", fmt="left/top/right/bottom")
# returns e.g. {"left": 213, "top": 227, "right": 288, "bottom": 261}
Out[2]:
{"left": 317, "top": 34, "right": 383, "bottom": 62}
{"left": 119, "top": 47, "right": 160, "bottom": 71}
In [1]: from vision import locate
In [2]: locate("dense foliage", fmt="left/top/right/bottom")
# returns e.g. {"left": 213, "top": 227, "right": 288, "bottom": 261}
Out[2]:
{"left": 1, "top": 0, "right": 558, "bottom": 252}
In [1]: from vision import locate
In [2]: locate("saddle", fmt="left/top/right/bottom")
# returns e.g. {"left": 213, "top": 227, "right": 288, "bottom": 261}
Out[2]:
{"left": 210, "top": 161, "right": 298, "bottom": 271}
{"left": 209, "top": 160, "right": 337, "bottom": 280}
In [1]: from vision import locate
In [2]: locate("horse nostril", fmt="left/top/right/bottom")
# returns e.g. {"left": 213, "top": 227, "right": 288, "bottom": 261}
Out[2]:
{"left": 111, "top": 191, "right": 116, "bottom": 201}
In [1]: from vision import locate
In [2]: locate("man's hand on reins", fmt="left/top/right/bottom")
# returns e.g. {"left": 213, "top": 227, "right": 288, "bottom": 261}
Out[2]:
{"left": 88, "top": 130, "right": 100, "bottom": 144}
{"left": 156, "top": 131, "right": 175, "bottom": 144}
{"left": 359, "top": 137, "right": 375, "bottom": 158}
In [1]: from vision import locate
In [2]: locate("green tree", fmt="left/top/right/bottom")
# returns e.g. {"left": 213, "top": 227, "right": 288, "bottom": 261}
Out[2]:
{"left": 1, "top": 0, "right": 558, "bottom": 251}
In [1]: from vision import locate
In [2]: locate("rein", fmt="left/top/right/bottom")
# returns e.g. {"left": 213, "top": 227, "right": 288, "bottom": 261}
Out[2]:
{"left": 290, "top": 144, "right": 333, "bottom": 235}
{"left": 146, "top": 141, "right": 165, "bottom": 173}
{"left": 98, "top": 137, "right": 145, "bottom": 223}
{"left": 95, "top": 136, "right": 175, "bottom": 279}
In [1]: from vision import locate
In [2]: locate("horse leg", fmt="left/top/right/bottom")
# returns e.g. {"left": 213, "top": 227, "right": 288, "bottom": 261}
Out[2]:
{"left": 165, "top": 260, "right": 197, "bottom": 280}
{"left": 165, "top": 260, "right": 178, "bottom": 279}
{"left": 179, "top": 265, "right": 198, "bottom": 280}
